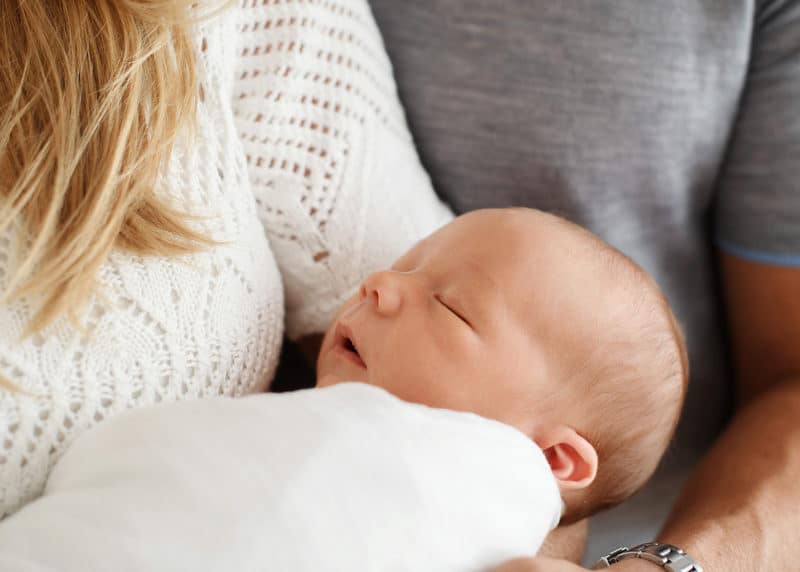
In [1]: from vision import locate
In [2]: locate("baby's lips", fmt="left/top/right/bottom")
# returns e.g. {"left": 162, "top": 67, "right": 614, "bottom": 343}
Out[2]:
{"left": 334, "top": 321, "right": 367, "bottom": 369}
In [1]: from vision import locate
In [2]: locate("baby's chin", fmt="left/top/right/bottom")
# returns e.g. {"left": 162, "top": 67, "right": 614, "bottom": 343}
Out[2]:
{"left": 315, "top": 371, "right": 369, "bottom": 389}
{"left": 315, "top": 373, "right": 339, "bottom": 388}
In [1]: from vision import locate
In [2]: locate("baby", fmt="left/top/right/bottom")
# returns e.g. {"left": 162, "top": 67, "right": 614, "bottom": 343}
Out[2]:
{"left": 0, "top": 208, "right": 687, "bottom": 571}
{"left": 318, "top": 207, "right": 688, "bottom": 523}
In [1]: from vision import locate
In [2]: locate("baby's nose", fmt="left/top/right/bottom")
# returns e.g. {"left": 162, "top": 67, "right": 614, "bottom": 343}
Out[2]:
{"left": 360, "top": 271, "right": 403, "bottom": 316}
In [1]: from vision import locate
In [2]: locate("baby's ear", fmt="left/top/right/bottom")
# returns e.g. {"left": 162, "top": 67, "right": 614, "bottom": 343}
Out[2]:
{"left": 535, "top": 426, "right": 598, "bottom": 491}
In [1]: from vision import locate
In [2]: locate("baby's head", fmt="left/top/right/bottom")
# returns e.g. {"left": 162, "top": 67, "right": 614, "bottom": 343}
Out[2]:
{"left": 317, "top": 208, "right": 687, "bottom": 522}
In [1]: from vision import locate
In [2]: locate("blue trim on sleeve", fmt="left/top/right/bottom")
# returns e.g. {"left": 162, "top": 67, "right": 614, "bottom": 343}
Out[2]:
{"left": 716, "top": 238, "right": 800, "bottom": 267}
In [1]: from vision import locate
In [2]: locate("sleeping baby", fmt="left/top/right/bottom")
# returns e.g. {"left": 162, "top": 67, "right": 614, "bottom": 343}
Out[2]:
{"left": 0, "top": 208, "right": 687, "bottom": 571}
{"left": 317, "top": 207, "right": 688, "bottom": 523}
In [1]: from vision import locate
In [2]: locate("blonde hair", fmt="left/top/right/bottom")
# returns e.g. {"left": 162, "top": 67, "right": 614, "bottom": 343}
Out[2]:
{"left": 0, "top": 0, "right": 228, "bottom": 337}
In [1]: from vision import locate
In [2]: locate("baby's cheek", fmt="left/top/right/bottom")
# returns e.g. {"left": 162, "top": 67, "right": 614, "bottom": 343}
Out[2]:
{"left": 431, "top": 326, "right": 481, "bottom": 367}
{"left": 377, "top": 348, "right": 455, "bottom": 409}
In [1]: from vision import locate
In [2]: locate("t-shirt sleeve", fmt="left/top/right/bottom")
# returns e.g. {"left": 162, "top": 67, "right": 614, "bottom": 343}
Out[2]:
{"left": 714, "top": 0, "right": 800, "bottom": 265}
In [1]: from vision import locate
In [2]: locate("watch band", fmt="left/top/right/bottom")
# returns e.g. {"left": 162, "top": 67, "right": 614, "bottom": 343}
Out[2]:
{"left": 592, "top": 542, "right": 703, "bottom": 571}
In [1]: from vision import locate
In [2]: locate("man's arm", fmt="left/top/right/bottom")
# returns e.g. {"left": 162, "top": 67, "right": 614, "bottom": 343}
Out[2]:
{"left": 645, "top": 253, "right": 800, "bottom": 571}
{"left": 538, "top": 519, "right": 588, "bottom": 564}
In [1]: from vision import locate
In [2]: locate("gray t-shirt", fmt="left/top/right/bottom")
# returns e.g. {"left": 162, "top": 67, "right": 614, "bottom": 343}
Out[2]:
{"left": 368, "top": 0, "right": 800, "bottom": 561}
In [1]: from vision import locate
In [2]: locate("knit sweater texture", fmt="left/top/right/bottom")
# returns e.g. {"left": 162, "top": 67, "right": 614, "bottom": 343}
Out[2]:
{"left": 0, "top": 0, "right": 450, "bottom": 517}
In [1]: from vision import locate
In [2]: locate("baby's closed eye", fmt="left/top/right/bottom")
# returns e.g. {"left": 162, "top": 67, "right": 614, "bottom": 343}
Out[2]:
{"left": 435, "top": 294, "right": 471, "bottom": 328}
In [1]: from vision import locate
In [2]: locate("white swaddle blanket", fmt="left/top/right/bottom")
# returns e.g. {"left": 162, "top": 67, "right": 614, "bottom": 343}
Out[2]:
{"left": 0, "top": 383, "right": 561, "bottom": 571}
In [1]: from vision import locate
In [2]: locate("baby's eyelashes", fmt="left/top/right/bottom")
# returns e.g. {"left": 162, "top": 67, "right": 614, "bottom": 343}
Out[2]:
{"left": 435, "top": 294, "right": 472, "bottom": 328}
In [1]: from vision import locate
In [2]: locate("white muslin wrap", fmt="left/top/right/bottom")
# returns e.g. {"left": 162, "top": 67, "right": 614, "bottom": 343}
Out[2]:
{"left": 0, "top": 383, "right": 560, "bottom": 571}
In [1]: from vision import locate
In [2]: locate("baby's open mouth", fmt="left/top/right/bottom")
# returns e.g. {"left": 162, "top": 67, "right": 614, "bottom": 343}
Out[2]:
{"left": 335, "top": 324, "right": 367, "bottom": 369}
{"left": 344, "top": 337, "right": 359, "bottom": 356}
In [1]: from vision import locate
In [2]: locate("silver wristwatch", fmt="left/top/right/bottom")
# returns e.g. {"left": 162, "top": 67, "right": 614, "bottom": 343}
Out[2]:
{"left": 592, "top": 542, "right": 703, "bottom": 571}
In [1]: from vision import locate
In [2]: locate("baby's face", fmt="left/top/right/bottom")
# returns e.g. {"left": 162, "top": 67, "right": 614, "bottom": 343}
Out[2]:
{"left": 316, "top": 209, "right": 605, "bottom": 433}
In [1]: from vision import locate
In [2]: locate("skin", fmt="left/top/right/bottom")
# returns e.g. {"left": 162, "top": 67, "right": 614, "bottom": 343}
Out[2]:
{"left": 317, "top": 208, "right": 564, "bottom": 429}
{"left": 492, "top": 254, "right": 800, "bottom": 570}
{"left": 316, "top": 208, "right": 669, "bottom": 516}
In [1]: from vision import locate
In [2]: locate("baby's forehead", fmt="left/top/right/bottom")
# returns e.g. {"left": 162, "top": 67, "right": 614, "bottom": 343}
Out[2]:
{"left": 489, "top": 215, "right": 655, "bottom": 331}
{"left": 490, "top": 213, "right": 625, "bottom": 279}
{"left": 464, "top": 209, "right": 606, "bottom": 255}
{"left": 419, "top": 209, "right": 639, "bottom": 293}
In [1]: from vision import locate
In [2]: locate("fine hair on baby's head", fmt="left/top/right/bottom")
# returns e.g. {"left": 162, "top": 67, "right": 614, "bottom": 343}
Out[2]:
{"left": 316, "top": 208, "right": 688, "bottom": 523}
{"left": 536, "top": 213, "right": 689, "bottom": 523}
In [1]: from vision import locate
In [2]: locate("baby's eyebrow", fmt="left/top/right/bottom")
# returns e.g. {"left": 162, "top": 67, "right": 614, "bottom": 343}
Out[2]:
{"left": 462, "top": 259, "right": 498, "bottom": 291}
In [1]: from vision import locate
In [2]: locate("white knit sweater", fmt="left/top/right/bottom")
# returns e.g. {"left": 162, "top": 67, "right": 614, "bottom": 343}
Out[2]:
{"left": 0, "top": 0, "right": 451, "bottom": 517}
